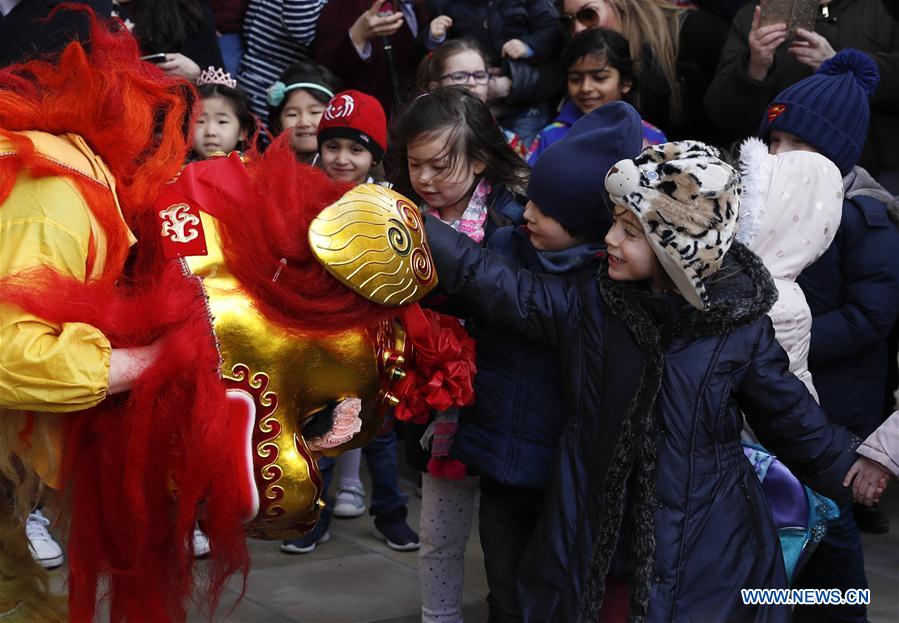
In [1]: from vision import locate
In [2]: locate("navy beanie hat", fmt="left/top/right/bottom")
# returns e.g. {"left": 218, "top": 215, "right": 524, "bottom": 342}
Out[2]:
{"left": 527, "top": 101, "right": 643, "bottom": 240}
{"left": 759, "top": 49, "right": 879, "bottom": 175}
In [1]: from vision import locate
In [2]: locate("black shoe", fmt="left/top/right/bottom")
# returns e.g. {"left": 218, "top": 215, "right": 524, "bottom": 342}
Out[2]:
{"left": 853, "top": 502, "right": 890, "bottom": 535}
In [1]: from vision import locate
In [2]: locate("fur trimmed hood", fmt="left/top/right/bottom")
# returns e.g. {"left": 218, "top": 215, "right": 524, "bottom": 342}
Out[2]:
{"left": 737, "top": 138, "right": 843, "bottom": 281}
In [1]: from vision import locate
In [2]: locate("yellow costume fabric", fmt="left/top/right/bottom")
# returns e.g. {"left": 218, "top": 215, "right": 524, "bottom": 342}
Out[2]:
{"left": 0, "top": 131, "right": 134, "bottom": 487}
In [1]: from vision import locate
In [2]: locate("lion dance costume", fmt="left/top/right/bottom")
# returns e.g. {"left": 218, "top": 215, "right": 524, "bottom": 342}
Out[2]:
{"left": 0, "top": 11, "right": 476, "bottom": 623}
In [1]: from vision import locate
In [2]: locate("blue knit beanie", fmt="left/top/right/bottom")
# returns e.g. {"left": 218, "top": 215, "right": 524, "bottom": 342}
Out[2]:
{"left": 527, "top": 101, "right": 643, "bottom": 240}
{"left": 759, "top": 49, "right": 879, "bottom": 175}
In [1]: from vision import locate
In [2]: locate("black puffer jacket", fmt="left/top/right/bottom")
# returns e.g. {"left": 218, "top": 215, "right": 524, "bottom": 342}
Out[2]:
{"left": 424, "top": 216, "right": 858, "bottom": 623}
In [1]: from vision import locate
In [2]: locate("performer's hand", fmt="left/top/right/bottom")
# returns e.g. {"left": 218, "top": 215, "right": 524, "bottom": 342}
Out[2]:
{"left": 157, "top": 53, "right": 202, "bottom": 83}
{"left": 108, "top": 342, "right": 162, "bottom": 395}
{"left": 843, "top": 456, "right": 892, "bottom": 506}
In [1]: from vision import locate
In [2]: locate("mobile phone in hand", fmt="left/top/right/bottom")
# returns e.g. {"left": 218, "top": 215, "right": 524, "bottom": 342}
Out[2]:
{"left": 140, "top": 53, "right": 168, "bottom": 64}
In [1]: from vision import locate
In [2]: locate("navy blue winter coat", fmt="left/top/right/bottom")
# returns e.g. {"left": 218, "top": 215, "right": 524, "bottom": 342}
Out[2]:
{"left": 424, "top": 216, "right": 857, "bottom": 623}
{"left": 451, "top": 227, "right": 601, "bottom": 489}
{"left": 798, "top": 195, "right": 899, "bottom": 438}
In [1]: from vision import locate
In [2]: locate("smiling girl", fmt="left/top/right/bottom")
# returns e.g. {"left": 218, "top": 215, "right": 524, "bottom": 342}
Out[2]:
{"left": 527, "top": 28, "right": 665, "bottom": 164}
{"left": 267, "top": 61, "right": 340, "bottom": 163}
{"left": 191, "top": 68, "right": 256, "bottom": 160}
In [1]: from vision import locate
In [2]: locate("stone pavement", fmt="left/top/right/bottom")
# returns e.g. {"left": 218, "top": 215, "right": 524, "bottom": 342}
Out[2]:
{"left": 180, "top": 460, "right": 899, "bottom": 623}
{"left": 50, "top": 457, "right": 899, "bottom": 622}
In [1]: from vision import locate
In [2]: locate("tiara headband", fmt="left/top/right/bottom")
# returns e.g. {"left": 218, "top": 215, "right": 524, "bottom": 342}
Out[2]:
{"left": 267, "top": 81, "right": 335, "bottom": 107}
{"left": 197, "top": 66, "right": 238, "bottom": 88}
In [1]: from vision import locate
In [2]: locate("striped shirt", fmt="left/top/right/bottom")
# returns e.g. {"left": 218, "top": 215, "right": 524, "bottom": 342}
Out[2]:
{"left": 238, "top": 0, "right": 327, "bottom": 121}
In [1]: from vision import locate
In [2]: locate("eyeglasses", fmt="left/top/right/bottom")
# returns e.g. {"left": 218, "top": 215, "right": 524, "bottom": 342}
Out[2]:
{"left": 438, "top": 70, "right": 490, "bottom": 85}
{"left": 559, "top": 6, "right": 600, "bottom": 34}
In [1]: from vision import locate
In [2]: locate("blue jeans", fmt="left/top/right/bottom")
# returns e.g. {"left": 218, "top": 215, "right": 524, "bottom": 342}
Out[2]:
{"left": 217, "top": 33, "right": 245, "bottom": 78}
{"left": 316, "top": 429, "right": 409, "bottom": 533}
{"left": 792, "top": 503, "right": 868, "bottom": 622}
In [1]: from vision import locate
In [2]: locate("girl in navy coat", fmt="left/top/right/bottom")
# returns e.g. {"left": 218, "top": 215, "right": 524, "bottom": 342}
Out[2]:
{"left": 421, "top": 136, "right": 858, "bottom": 623}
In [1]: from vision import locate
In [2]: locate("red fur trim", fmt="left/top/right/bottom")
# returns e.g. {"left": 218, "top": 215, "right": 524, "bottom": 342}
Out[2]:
{"left": 1, "top": 235, "right": 250, "bottom": 621}
{"left": 0, "top": 7, "right": 193, "bottom": 227}
{"left": 0, "top": 10, "right": 246, "bottom": 621}
{"left": 174, "top": 138, "right": 401, "bottom": 333}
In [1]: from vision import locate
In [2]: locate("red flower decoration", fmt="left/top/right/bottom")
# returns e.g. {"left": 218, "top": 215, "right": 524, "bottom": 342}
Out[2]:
{"left": 393, "top": 305, "right": 477, "bottom": 424}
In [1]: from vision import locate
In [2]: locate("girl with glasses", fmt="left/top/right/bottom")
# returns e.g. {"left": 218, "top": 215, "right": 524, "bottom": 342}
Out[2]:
{"left": 416, "top": 39, "right": 529, "bottom": 157}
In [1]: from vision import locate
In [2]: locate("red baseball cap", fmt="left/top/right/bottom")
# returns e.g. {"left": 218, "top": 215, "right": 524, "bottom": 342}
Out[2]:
{"left": 317, "top": 90, "right": 387, "bottom": 162}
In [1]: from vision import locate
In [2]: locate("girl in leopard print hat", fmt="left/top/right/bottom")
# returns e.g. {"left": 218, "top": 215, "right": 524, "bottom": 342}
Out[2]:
{"left": 421, "top": 139, "right": 861, "bottom": 623}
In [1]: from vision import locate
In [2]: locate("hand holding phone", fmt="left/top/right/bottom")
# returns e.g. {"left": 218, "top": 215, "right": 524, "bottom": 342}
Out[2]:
{"left": 140, "top": 53, "right": 168, "bottom": 64}
{"left": 349, "top": 0, "right": 405, "bottom": 48}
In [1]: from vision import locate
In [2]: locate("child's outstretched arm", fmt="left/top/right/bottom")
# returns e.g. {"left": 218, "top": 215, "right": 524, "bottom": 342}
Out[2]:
{"left": 736, "top": 319, "right": 858, "bottom": 503}
{"left": 424, "top": 215, "right": 578, "bottom": 349}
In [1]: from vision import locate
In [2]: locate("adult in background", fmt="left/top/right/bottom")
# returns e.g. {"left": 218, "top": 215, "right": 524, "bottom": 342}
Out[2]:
{"left": 239, "top": 0, "right": 326, "bottom": 121}
{"left": 704, "top": 0, "right": 899, "bottom": 193}
{"left": 209, "top": 0, "right": 249, "bottom": 76}
{"left": 315, "top": 0, "right": 426, "bottom": 117}
{"left": 112, "top": 0, "right": 223, "bottom": 83}
{"left": 558, "top": 0, "right": 729, "bottom": 143}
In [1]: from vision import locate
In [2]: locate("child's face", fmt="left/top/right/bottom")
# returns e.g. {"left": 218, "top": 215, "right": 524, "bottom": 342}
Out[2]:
{"left": 432, "top": 50, "right": 490, "bottom": 103}
{"left": 193, "top": 96, "right": 246, "bottom": 159}
{"left": 279, "top": 90, "right": 326, "bottom": 156}
{"left": 605, "top": 204, "right": 664, "bottom": 285}
{"left": 769, "top": 131, "right": 820, "bottom": 156}
{"left": 568, "top": 54, "right": 631, "bottom": 115}
{"left": 523, "top": 201, "right": 583, "bottom": 252}
{"left": 407, "top": 129, "right": 485, "bottom": 215}
{"left": 320, "top": 137, "right": 374, "bottom": 185}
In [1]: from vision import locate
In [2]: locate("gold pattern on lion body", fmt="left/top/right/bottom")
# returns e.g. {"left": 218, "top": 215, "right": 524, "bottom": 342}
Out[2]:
{"left": 309, "top": 184, "right": 437, "bottom": 306}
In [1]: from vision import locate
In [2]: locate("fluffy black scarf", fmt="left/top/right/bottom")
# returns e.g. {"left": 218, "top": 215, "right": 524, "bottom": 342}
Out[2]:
{"left": 579, "top": 242, "right": 778, "bottom": 623}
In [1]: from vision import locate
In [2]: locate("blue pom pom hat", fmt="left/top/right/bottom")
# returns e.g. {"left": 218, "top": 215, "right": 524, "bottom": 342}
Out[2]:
{"left": 759, "top": 49, "right": 880, "bottom": 175}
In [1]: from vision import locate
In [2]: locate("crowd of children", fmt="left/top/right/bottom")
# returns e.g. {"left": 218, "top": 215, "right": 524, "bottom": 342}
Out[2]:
{"left": 9, "top": 2, "right": 899, "bottom": 622}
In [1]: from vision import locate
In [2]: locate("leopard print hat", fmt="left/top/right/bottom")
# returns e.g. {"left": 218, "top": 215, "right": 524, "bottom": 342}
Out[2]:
{"left": 604, "top": 141, "right": 742, "bottom": 311}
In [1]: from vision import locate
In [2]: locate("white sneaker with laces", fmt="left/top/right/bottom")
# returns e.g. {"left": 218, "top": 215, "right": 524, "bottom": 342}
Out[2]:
{"left": 26, "top": 509, "right": 64, "bottom": 569}
{"left": 193, "top": 527, "right": 210, "bottom": 558}
{"left": 333, "top": 485, "right": 366, "bottom": 518}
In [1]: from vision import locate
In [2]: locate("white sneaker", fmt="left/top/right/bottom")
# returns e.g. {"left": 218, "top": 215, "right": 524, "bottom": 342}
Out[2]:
{"left": 192, "top": 527, "right": 210, "bottom": 558}
{"left": 26, "top": 510, "right": 64, "bottom": 569}
{"left": 333, "top": 485, "right": 366, "bottom": 518}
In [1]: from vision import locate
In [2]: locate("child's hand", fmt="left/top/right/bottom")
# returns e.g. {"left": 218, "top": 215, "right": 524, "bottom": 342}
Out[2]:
{"left": 487, "top": 68, "right": 511, "bottom": 101}
{"left": 429, "top": 15, "right": 453, "bottom": 41}
{"left": 501, "top": 38, "right": 529, "bottom": 60}
{"left": 747, "top": 6, "right": 788, "bottom": 82}
{"left": 843, "top": 456, "right": 892, "bottom": 506}
{"left": 789, "top": 28, "right": 836, "bottom": 71}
